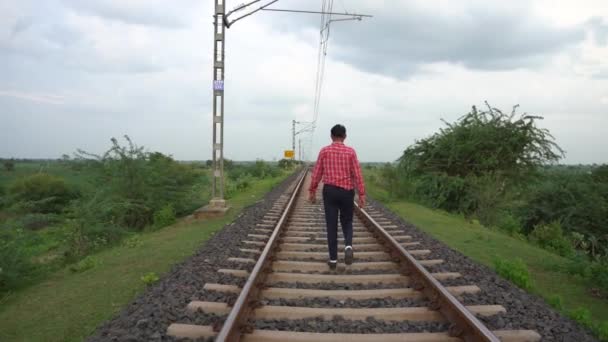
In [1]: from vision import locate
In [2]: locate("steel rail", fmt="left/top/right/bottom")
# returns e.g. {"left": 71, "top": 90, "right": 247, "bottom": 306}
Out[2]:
{"left": 355, "top": 205, "right": 500, "bottom": 342}
{"left": 215, "top": 168, "right": 308, "bottom": 341}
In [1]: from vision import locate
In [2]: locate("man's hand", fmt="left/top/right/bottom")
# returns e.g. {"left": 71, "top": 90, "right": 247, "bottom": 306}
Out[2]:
{"left": 308, "top": 192, "right": 317, "bottom": 204}
{"left": 358, "top": 195, "right": 366, "bottom": 209}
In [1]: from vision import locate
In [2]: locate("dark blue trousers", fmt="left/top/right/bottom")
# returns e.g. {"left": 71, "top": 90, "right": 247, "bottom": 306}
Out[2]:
{"left": 322, "top": 184, "right": 355, "bottom": 261}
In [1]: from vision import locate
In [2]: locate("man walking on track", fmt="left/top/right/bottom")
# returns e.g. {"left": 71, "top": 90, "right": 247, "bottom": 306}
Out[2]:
{"left": 308, "top": 124, "right": 366, "bottom": 270}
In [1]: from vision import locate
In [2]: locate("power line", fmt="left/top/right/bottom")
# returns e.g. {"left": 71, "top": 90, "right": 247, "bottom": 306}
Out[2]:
{"left": 308, "top": 0, "right": 334, "bottom": 158}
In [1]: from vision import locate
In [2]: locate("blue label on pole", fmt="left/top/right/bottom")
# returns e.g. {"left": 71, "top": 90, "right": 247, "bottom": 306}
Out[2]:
{"left": 214, "top": 80, "right": 224, "bottom": 90}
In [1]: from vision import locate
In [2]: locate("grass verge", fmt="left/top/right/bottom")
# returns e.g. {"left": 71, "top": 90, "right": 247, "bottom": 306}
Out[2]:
{"left": 0, "top": 173, "right": 289, "bottom": 342}
{"left": 366, "top": 179, "right": 608, "bottom": 327}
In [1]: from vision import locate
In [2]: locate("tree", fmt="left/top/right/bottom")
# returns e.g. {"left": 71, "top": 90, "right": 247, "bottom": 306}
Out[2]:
{"left": 3, "top": 159, "right": 15, "bottom": 172}
{"left": 73, "top": 136, "right": 198, "bottom": 230}
{"left": 398, "top": 103, "right": 564, "bottom": 178}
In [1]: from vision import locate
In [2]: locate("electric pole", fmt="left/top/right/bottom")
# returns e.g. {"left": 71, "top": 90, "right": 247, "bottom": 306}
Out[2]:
{"left": 210, "top": 0, "right": 226, "bottom": 207}
{"left": 200, "top": 0, "right": 372, "bottom": 217}
{"left": 292, "top": 120, "right": 313, "bottom": 161}
{"left": 292, "top": 119, "right": 296, "bottom": 155}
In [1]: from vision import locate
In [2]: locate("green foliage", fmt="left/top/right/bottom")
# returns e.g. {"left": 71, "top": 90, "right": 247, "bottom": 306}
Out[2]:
{"left": 69, "top": 256, "right": 100, "bottom": 273}
{"left": 225, "top": 161, "right": 281, "bottom": 199}
{"left": 570, "top": 307, "right": 592, "bottom": 326}
{"left": 517, "top": 171, "right": 608, "bottom": 239}
{"left": 596, "top": 321, "right": 608, "bottom": 341}
{"left": 398, "top": 103, "right": 563, "bottom": 178}
{"left": 123, "top": 235, "right": 143, "bottom": 248}
{"left": 278, "top": 158, "right": 299, "bottom": 169}
{"left": 494, "top": 258, "right": 533, "bottom": 290}
{"left": 0, "top": 184, "right": 6, "bottom": 208}
{"left": 393, "top": 103, "right": 564, "bottom": 226}
{"left": 547, "top": 295, "right": 564, "bottom": 310}
{"left": 562, "top": 254, "right": 608, "bottom": 296}
{"left": 494, "top": 212, "right": 522, "bottom": 236}
{"left": 16, "top": 213, "right": 60, "bottom": 230}
{"left": 140, "top": 272, "right": 159, "bottom": 285}
{"left": 588, "top": 259, "right": 608, "bottom": 294}
{"left": 375, "top": 105, "right": 606, "bottom": 263}
{"left": 0, "top": 228, "right": 33, "bottom": 292}
{"left": 8, "top": 173, "right": 77, "bottom": 213}
{"left": 3, "top": 159, "right": 15, "bottom": 172}
{"left": 592, "top": 165, "right": 608, "bottom": 184}
{"left": 75, "top": 136, "right": 199, "bottom": 230}
{"left": 528, "top": 221, "right": 574, "bottom": 257}
{"left": 153, "top": 204, "right": 176, "bottom": 228}
{"left": 63, "top": 196, "right": 127, "bottom": 258}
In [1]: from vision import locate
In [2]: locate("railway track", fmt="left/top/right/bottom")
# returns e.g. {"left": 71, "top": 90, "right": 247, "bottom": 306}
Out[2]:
{"left": 167, "top": 169, "right": 541, "bottom": 341}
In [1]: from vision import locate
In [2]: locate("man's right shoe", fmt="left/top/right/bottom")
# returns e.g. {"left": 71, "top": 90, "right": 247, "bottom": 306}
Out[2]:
{"left": 344, "top": 246, "right": 354, "bottom": 265}
{"left": 328, "top": 260, "right": 337, "bottom": 271}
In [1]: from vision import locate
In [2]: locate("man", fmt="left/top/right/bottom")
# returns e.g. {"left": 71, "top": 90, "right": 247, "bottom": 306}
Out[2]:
{"left": 308, "top": 124, "right": 366, "bottom": 270}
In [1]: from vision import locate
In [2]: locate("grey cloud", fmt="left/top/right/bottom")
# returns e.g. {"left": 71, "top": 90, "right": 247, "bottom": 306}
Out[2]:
{"left": 10, "top": 17, "right": 33, "bottom": 37}
{"left": 266, "top": 2, "right": 585, "bottom": 78}
{"left": 588, "top": 16, "right": 608, "bottom": 45}
{"left": 592, "top": 70, "right": 608, "bottom": 79}
{"left": 61, "top": 0, "right": 198, "bottom": 29}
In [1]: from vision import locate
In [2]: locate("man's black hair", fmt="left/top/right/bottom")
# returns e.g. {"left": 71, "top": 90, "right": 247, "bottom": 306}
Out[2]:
{"left": 331, "top": 124, "right": 346, "bottom": 138}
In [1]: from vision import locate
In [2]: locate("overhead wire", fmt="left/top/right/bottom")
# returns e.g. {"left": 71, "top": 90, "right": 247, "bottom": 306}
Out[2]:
{"left": 305, "top": 0, "right": 334, "bottom": 161}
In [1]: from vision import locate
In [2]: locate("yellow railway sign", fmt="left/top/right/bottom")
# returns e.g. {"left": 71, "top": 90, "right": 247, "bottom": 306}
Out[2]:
{"left": 284, "top": 150, "right": 295, "bottom": 159}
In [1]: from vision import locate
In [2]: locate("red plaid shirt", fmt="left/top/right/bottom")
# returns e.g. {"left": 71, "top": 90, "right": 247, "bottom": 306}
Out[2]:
{"left": 309, "top": 141, "right": 365, "bottom": 197}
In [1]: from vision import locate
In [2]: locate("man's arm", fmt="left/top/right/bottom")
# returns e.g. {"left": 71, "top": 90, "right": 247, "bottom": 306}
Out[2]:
{"left": 309, "top": 149, "right": 325, "bottom": 196}
{"left": 351, "top": 149, "right": 366, "bottom": 206}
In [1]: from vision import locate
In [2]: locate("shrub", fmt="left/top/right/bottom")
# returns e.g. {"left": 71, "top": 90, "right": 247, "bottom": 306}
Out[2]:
{"left": 278, "top": 158, "right": 297, "bottom": 169}
{"left": 3, "top": 159, "right": 15, "bottom": 172}
{"left": 16, "top": 213, "right": 60, "bottom": 230}
{"left": 235, "top": 174, "right": 254, "bottom": 191}
{"left": 0, "top": 229, "right": 33, "bottom": 292}
{"left": 596, "top": 321, "right": 608, "bottom": 341}
{"left": 74, "top": 137, "right": 200, "bottom": 230}
{"left": 0, "top": 184, "right": 6, "bottom": 208}
{"left": 569, "top": 307, "right": 592, "bottom": 327}
{"left": 8, "top": 173, "right": 77, "bottom": 213}
{"left": 123, "top": 235, "right": 143, "bottom": 248}
{"left": 153, "top": 204, "right": 176, "bottom": 228}
{"left": 588, "top": 259, "right": 608, "bottom": 294}
{"left": 69, "top": 256, "right": 100, "bottom": 273}
{"left": 528, "top": 221, "right": 574, "bottom": 257}
{"left": 565, "top": 254, "right": 592, "bottom": 278}
{"left": 224, "top": 177, "right": 237, "bottom": 199}
{"left": 412, "top": 173, "right": 476, "bottom": 214}
{"left": 63, "top": 219, "right": 125, "bottom": 258}
{"left": 398, "top": 104, "right": 563, "bottom": 178}
{"left": 495, "top": 212, "right": 522, "bottom": 235}
{"left": 517, "top": 172, "right": 608, "bottom": 238}
{"left": 494, "top": 258, "right": 533, "bottom": 290}
{"left": 141, "top": 272, "right": 159, "bottom": 285}
{"left": 547, "top": 295, "right": 564, "bottom": 310}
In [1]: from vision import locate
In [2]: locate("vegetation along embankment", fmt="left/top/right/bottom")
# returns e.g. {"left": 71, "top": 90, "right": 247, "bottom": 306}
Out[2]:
{"left": 0, "top": 136, "right": 296, "bottom": 341}
{"left": 364, "top": 103, "right": 608, "bottom": 340}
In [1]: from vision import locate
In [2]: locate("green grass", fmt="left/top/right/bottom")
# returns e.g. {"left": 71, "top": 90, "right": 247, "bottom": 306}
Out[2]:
{"left": 365, "top": 177, "right": 608, "bottom": 325}
{"left": 0, "top": 173, "right": 288, "bottom": 342}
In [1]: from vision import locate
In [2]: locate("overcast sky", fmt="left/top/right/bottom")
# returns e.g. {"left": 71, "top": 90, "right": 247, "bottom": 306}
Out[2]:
{"left": 1, "top": 0, "right": 607, "bottom": 163}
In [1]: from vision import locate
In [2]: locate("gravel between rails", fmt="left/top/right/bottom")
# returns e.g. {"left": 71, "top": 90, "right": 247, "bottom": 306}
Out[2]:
{"left": 86, "top": 172, "right": 300, "bottom": 342}
{"left": 262, "top": 297, "right": 429, "bottom": 308}
{"left": 366, "top": 199, "right": 599, "bottom": 342}
{"left": 267, "top": 281, "right": 409, "bottom": 290}
{"left": 252, "top": 316, "right": 450, "bottom": 333}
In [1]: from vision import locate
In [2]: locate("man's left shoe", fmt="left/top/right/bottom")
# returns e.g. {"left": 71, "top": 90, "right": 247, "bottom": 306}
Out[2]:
{"left": 344, "top": 246, "right": 354, "bottom": 265}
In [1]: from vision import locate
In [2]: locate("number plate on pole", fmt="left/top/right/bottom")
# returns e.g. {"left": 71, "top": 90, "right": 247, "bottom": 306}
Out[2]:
{"left": 213, "top": 80, "right": 224, "bottom": 91}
